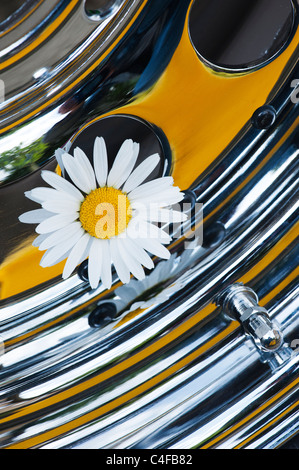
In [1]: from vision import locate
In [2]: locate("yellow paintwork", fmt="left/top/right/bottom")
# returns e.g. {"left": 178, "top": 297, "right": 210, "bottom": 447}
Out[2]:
{"left": 1, "top": 2, "right": 298, "bottom": 299}
{"left": 0, "top": 237, "right": 67, "bottom": 298}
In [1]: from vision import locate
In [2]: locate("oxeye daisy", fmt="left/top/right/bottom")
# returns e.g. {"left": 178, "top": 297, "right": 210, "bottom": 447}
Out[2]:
{"left": 19, "top": 136, "right": 187, "bottom": 289}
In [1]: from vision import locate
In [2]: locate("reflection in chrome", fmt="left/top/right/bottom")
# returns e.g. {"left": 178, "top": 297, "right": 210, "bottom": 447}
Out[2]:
{"left": 0, "top": 335, "right": 4, "bottom": 359}
{"left": 0, "top": 0, "right": 145, "bottom": 185}
{"left": 114, "top": 251, "right": 195, "bottom": 312}
{"left": 0, "top": 0, "right": 298, "bottom": 450}
{"left": 98, "top": 245, "right": 201, "bottom": 329}
{"left": 85, "top": 0, "right": 126, "bottom": 20}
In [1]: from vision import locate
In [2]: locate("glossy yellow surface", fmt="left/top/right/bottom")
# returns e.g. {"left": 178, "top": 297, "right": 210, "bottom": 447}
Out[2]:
{"left": 0, "top": 237, "right": 67, "bottom": 298}
{"left": 1, "top": 3, "right": 298, "bottom": 299}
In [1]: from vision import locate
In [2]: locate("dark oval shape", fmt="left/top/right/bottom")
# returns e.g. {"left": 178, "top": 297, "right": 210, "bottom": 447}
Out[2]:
{"left": 84, "top": 0, "right": 124, "bottom": 20}
{"left": 251, "top": 105, "right": 277, "bottom": 129}
{"left": 202, "top": 221, "right": 226, "bottom": 249}
{"left": 188, "top": 0, "right": 295, "bottom": 72}
{"left": 88, "top": 302, "right": 118, "bottom": 328}
{"left": 78, "top": 260, "right": 89, "bottom": 282}
{"left": 68, "top": 114, "right": 171, "bottom": 185}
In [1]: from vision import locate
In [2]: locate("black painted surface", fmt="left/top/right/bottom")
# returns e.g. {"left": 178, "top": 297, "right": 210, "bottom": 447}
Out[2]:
{"left": 188, "top": 0, "right": 295, "bottom": 70}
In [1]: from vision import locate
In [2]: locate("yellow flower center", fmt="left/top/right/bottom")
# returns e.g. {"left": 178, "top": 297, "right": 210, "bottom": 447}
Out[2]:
{"left": 79, "top": 187, "right": 132, "bottom": 239}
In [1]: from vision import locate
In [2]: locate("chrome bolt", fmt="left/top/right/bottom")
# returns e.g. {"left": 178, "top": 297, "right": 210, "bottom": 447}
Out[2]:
{"left": 215, "top": 283, "right": 283, "bottom": 352}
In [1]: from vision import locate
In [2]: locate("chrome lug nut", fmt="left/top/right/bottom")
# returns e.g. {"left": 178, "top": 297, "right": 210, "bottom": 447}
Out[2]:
{"left": 215, "top": 283, "right": 283, "bottom": 352}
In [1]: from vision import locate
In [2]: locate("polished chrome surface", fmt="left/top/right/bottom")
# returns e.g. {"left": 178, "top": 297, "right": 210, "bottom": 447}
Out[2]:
{"left": 0, "top": 0, "right": 298, "bottom": 450}
{"left": 215, "top": 283, "right": 284, "bottom": 352}
{"left": 0, "top": 0, "right": 143, "bottom": 184}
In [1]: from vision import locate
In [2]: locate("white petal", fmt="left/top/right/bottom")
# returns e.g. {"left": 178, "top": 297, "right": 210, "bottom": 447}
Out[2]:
{"left": 107, "top": 139, "right": 134, "bottom": 188}
{"left": 55, "top": 148, "right": 65, "bottom": 176}
{"left": 93, "top": 137, "right": 108, "bottom": 187}
{"left": 128, "top": 177, "right": 174, "bottom": 200}
{"left": 74, "top": 147, "right": 97, "bottom": 191}
{"left": 112, "top": 142, "right": 139, "bottom": 189}
{"left": 52, "top": 250, "right": 72, "bottom": 267}
{"left": 38, "top": 222, "right": 84, "bottom": 251}
{"left": 111, "top": 142, "right": 139, "bottom": 190}
{"left": 134, "top": 238, "right": 171, "bottom": 260}
{"left": 87, "top": 238, "right": 103, "bottom": 289}
{"left": 110, "top": 238, "right": 131, "bottom": 285}
{"left": 40, "top": 229, "right": 83, "bottom": 267}
{"left": 19, "top": 209, "right": 53, "bottom": 224}
{"left": 131, "top": 187, "right": 184, "bottom": 207}
{"left": 117, "top": 238, "right": 145, "bottom": 281}
{"left": 64, "top": 141, "right": 72, "bottom": 153}
{"left": 99, "top": 239, "right": 112, "bottom": 289}
{"left": 62, "top": 233, "right": 90, "bottom": 279}
{"left": 122, "top": 153, "right": 160, "bottom": 193}
{"left": 41, "top": 170, "right": 84, "bottom": 201}
{"left": 77, "top": 237, "right": 93, "bottom": 266}
{"left": 36, "top": 213, "right": 79, "bottom": 234}
{"left": 41, "top": 198, "right": 81, "bottom": 214}
{"left": 62, "top": 153, "right": 93, "bottom": 194}
{"left": 40, "top": 248, "right": 71, "bottom": 268}
{"left": 32, "top": 234, "right": 50, "bottom": 248}
{"left": 123, "top": 237, "right": 154, "bottom": 270}
{"left": 25, "top": 190, "right": 43, "bottom": 204}
{"left": 30, "top": 187, "right": 80, "bottom": 203}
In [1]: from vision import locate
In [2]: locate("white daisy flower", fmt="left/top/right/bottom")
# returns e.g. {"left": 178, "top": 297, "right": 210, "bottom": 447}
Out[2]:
{"left": 19, "top": 137, "right": 187, "bottom": 290}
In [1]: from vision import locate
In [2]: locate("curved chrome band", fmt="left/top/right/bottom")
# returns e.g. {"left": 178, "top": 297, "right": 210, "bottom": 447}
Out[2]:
{"left": 0, "top": 0, "right": 298, "bottom": 450}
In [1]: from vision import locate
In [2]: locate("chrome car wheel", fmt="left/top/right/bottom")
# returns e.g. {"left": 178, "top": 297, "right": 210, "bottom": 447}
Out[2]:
{"left": 0, "top": 0, "right": 298, "bottom": 449}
